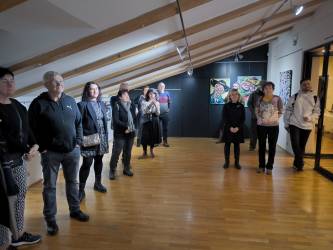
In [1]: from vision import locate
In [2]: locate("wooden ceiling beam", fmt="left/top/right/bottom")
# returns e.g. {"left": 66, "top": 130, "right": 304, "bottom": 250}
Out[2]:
{"left": 10, "top": 0, "right": 212, "bottom": 73}
{"left": 103, "top": 39, "right": 276, "bottom": 96}
{"left": 11, "top": 0, "right": 281, "bottom": 76}
{"left": 83, "top": 26, "right": 292, "bottom": 97}
{"left": 0, "top": 0, "right": 27, "bottom": 12}
{"left": 16, "top": 1, "right": 315, "bottom": 97}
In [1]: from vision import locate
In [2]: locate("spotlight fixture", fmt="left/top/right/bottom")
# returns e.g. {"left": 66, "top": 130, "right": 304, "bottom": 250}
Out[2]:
{"left": 176, "top": 46, "right": 186, "bottom": 61}
{"left": 234, "top": 54, "right": 239, "bottom": 62}
{"left": 294, "top": 5, "right": 304, "bottom": 16}
{"left": 234, "top": 52, "right": 243, "bottom": 62}
{"left": 187, "top": 67, "right": 193, "bottom": 76}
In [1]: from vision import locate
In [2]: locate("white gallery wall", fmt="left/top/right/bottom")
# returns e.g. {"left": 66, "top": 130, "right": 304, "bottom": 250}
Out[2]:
{"left": 267, "top": 0, "right": 333, "bottom": 154}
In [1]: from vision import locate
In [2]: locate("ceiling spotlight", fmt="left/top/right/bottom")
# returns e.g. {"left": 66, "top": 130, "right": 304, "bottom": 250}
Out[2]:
{"left": 234, "top": 54, "right": 239, "bottom": 62}
{"left": 294, "top": 5, "right": 304, "bottom": 16}
{"left": 187, "top": 67, "right": 193, "bottom": 76}
{"left": 176, "top": 46, "right": 186, "bottom": 61}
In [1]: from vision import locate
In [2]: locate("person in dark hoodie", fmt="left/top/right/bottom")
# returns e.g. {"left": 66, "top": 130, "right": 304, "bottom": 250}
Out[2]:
{"left": 28, "top": 71, "right": 89, "bottom": 236}
{"left": 247, "top": 81, "right": 264, "bottom": 151}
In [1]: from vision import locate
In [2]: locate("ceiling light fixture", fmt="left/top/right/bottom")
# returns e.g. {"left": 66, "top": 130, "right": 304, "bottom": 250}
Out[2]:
{"left": 294, "top": 5, "right": 304, "bottom": 16}
{"left": 176, "top": 46, "right": 186, "bottom": 61}
{"left": 176, "top": 0, "right": 193, "bottom": 76}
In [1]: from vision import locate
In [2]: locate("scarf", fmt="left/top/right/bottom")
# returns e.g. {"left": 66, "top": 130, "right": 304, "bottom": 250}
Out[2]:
{"left": 120, "top": 100, "right": 135, "bottom": 132}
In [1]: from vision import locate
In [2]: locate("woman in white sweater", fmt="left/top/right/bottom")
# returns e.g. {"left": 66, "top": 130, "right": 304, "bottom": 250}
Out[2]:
{"left": 139, "top": 89, "right": 161, "bottom": 158}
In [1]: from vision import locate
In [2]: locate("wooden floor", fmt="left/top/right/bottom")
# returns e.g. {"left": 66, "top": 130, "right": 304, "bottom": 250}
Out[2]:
{"left": 24, "top": 138, "right": 333, "bottom": 250}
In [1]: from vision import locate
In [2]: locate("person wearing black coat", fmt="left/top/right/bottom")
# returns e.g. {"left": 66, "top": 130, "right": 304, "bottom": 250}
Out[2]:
{"left": 109, "top": 89, "right": 137, "bottom": 180}
{"left": 221, "top": 89, "right": 245, "bottom": 169}
{"left": 0, "top": 67, "right": 41, "bottom": 248}
{"left": 77, "top": 82, "right": 109, "bottom": 202}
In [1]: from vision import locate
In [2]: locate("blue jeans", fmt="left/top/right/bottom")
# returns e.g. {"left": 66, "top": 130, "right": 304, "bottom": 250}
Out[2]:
{"left": 41, "top": 147, "right": 80, "bottom": 222}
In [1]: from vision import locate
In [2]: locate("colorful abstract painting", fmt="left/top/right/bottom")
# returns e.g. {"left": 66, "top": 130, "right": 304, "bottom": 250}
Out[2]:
{"left": 210, "top": 78, "right": 231, "bottom": 104}
{"left": 233, "top": 76, "right": 262, "bottom": 107}
{"left": 279, "top": 70, "right": 292, "bottom": 105}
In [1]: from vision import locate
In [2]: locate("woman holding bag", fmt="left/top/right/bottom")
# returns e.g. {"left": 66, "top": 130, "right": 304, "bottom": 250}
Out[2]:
{"left": 77, "top": 82, "right": 109, "bottom": 202}
{"left": 139, "top": 88, "right": 161, "bottom": 158}
{"left": 0, "top": 67, "right": 41, "bottom": 248}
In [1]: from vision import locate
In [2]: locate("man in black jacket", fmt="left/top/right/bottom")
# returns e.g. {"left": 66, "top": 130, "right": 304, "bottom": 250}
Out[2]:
{"left": 247, "top": 81, "right": 264, "bottom": 151}
{"left": 28, "top": 71, "right": 89, "bottom": 236}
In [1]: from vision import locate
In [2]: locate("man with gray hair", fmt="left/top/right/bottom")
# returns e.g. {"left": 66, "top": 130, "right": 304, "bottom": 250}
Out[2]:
{"left": 157, "top": 82, "right": 171, "bottom": 147}
{"left": 28, "top": 71, "right": 89, "bottom": 236}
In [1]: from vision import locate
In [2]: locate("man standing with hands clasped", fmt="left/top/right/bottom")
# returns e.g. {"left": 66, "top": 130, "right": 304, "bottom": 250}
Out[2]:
{"left": 29, "top": 71, "right": 89, "bottom": 236}
{"left": 284, "top": 79, "right": 321, "bottom": 171}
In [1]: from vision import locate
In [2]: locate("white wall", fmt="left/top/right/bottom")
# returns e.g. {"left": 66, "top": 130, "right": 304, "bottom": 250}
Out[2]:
{"left": 267, "top": 0, "right": 333, "bottom": 153}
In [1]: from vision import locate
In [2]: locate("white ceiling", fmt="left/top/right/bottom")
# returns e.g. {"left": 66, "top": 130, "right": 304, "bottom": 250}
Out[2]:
{"left": 0, "top": 0, "right": 325, "bottom": 97}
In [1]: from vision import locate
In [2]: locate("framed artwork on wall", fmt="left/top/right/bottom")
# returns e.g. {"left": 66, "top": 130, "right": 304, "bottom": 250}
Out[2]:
{"left": 210, "top": 78, "right": 230, "bottom": 104}
{"left": 279, "top": 70, "right": 292, "bottom": 105}
{"left": 233, "top": 76, "right": 262, "bottom": 107}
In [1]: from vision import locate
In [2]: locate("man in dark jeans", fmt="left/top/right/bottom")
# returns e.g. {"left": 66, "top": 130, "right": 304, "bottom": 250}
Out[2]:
{"left": 29, "top": 71, "right": 89, "bottom": 236}
{"left": 109, "top": 90, "right": 137, "bottom": 180}
{"left": 284, "top": 79, "right": 320, "bottom": 171}
{"left": 157, "top": 82, "right": 171, "bottom": 147}
{"left": 247, "top": 82, "right": 264, "bottom": 151}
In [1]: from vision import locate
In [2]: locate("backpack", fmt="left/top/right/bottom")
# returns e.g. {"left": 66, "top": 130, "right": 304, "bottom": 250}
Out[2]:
{"left": 292, "top": 93, "right": 317, "bottom": 109}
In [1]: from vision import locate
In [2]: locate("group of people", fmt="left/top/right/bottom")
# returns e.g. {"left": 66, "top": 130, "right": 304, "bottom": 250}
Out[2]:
{"left": 0, "top": 67, "right": 171, "bottom": 249}
{"left": 0, "top": 64, "right": 321, "bottom": 249}
{"left": 220, "top": 79, "right": 320, "bottom": 174}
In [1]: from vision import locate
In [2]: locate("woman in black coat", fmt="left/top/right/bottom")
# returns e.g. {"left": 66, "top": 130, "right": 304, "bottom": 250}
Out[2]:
{"left": 221, "top": 89, "right": 245, "bottom": 169}
{"left": 109, "top": 89, "right": 137, "bottom": 180}
{"left": 77, "top": 82, "right": 109, "bottom": 201}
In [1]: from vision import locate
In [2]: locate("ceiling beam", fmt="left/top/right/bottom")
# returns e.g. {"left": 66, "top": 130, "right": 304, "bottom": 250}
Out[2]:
{"left": 11, "top": 0, "right": 281, "bottom": 76}
{"left": 9, "top": 0, "right": 212, "bottom": 73}
{"left": 104, "top": 39, "right": 277, "bottom": 96}
{"left": 67, "top": 11, "right": 309, "bottom": 97}
{"left": 0, "top": 0, "right": 27, "bottom": 12}
{"left": 82, "top": 26, "right": 292, "bottom": 97}
{"left": 66, "top": 11, "right": 313, "bottom": 94}
{"left": 15, "top": 0, "right": 315, "bottom": 97}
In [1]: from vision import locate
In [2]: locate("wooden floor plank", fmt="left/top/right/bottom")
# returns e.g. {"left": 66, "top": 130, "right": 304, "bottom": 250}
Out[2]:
{"left": 24, "top": 138, "right": 333, "bottom": 249}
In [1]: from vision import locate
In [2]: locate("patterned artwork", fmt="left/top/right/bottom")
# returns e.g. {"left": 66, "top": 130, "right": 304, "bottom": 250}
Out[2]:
{"left": 210, "top": 78, "right": 231, "bottom": 104}
{"left": 233, "top": 76, "right": 262, "bottom": 107}
{"left": 279, "top": 70, "right": 292, "bottom": 105}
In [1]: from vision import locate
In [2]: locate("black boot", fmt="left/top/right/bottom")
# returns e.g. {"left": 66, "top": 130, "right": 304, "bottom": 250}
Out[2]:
{"left": 109, "top": 169, "right": 116, "bottom": 180}
{"left": 79, "top": 183, "right": 86, "bottom": 202}
{"left": 123, "top": 166, "right": 134, "bottom": 177}
{"left": 223, "top": 159, "right": 229, "bottom": 169}
{"left": 94, "top": 175, "right": 107, "bottom": 193}
{"left": 235, "top": 153, "right": 242, "bottom": 169}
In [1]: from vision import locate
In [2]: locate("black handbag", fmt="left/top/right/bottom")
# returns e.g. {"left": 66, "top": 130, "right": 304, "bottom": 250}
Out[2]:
{"left": 0, "top": 162, "right": 19, "bottom": 196}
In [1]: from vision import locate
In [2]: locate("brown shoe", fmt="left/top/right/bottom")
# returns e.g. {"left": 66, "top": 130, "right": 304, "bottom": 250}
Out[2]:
{"left": 163, "top": 141, "right": 170, "bottom": 147}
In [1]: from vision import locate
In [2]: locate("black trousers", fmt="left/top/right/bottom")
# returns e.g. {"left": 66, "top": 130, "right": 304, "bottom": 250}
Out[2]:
{"left": 110, "top": 136, "right": 134, "bottom": 172}
{"left": 159, "top": 113, "right": 169, "bottom": 141}
{"left": 257, "top": 125, "right": 279, "bottom": 169}
{"left": 249, "top": 118, "right": 258, "bottom": 149}
{"left": 289, "top": 125, "right": 311, "bottom": 169}
{"left": 224, "top": 142, "right": 240, "bottom": 161}
{"left": 79, "top": 155, "right": 104, "bottom": 184}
